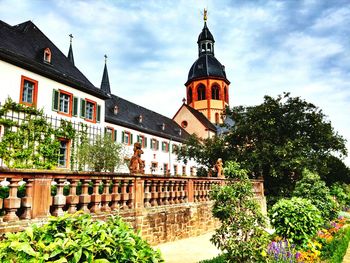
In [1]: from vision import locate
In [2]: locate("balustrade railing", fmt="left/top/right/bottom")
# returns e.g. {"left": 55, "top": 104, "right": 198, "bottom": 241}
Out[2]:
{"left": 0, "top": 169, "right": 264, "bottom": 225}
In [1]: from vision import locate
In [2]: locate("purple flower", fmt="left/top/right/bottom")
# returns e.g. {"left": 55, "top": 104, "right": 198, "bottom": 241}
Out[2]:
{"left": 295, "top": 251, "right": 301, "bottom": 259}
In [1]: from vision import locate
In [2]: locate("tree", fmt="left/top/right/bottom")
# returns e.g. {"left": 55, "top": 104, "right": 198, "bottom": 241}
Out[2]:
{"left": 177, "top": 93, "right": 347, "bottom": 198}
{"left": 210, "top": 161, "right": 269, "bottom": 262}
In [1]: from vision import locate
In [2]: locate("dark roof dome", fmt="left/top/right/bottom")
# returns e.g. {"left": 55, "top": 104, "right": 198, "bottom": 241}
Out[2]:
{"left": 197, "top": 22, "right": 215, "bottom": 43}
{"left": 186, "top": 54, "right": 229, "bottom": 84}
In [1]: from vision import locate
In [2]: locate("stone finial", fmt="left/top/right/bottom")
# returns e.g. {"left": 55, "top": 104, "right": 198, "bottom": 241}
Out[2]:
{"left": 214, "top": 158, "right": 224, "bottom": 178}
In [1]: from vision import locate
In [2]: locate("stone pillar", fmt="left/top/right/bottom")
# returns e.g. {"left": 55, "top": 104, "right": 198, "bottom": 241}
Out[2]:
{"left": 150, "top": 181, "right": 158, "bottom": 207}
{"left": 52, "top": 179, "right": 67, "bottom": 217}
{"left": 134, "top": 177, "right": 144, "bottom": 209}
{"left": 66, "top": 179, "right": 79, "bottom": 214}
{"left": 31, "top": 177, "right": 52, "bottom": 219}
{"left": 90, "top": 179, "right": 102, "bottom": 213}
{"left": 20, "top": 178, "right": 33, "bottom": 219}
{"left": 144, "top": 180, "right": 151, "bottom": 208}
{"left": 101, "top": 179, "right": 112, "bottom": 212}
{"left": 128, "top": 180, "right": 135, "bottom": 209}
{"left": 188, "top": 179, "right": 194, "bottom": 203}
{"left": 79, "top": 179, "right": 91, "bottom": 213}
{"left": 120, "top": 180, "right": 129, "bottom": 210}
{"left": 3, "top": 178, "right": 21, "bottom": 222}
{"left": 110, "top": 179, "right": 120, "bottom": 210}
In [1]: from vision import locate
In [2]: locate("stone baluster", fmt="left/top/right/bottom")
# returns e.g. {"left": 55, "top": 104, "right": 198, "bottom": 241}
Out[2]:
{"left": 204, "top": 181, "right": 209, "bottom": 201}
{"left": 3, "top": 178, "right": 21, "bottom": 222}
{"left": 127, "top": 180, "right": 134, "bottom": 209}
{"left": 101, "top": 179, "right": 112, "bottom": 212}
{"left": 66, "top": 179, "right": 79, "bottom": 214}
{"left": 90, "top": 179, "right": 102, "bottom": 213}
{"left": 168, "top": 181, "right": 174, "bottom": 205}
{"left": 157, "top": 181, "right": 163, "bottom": 206}
{"left": 79, "top": 179, "right": 91, "bottom": 213}
{"left": 144, "top": 180, "right": 151, "bottom": 208}
{"left": 173, "top": 181, "right": 179, "bottom": 204}
{"left": 52, "top": 179, "right": 67, "bottom": 217}
{"left": 178, "top": 180, "right": 184, "bottom": 203}
{"left": 174, "top": 181, "right": 180, "bottom": 204}
{"left": 183, "top": 180, "right": 188, "bottom": 203}
{"left": 150, "top": 180, "right": 158, "bottom": 207}
{"left": 20, "top": 179, "right": 33, "bottom": 219}
{"left": 163, "top": 181, "right": 170, "bottom": 205}
{"left": 194, "top": 181, "right": 199, "bottom": 202}
{"left": 120, "top": 180, "right": 129, "bottom": 210}
{"left": 111, "top": 179, "right": 121, "bottom": 210}
{"left": 200, "top": 181, "right": 205, "bottom": 201}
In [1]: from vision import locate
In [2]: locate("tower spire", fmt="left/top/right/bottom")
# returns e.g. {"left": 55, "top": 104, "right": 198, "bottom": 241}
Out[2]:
{"left": 100, "top": 54, "right": 111, "bottom": 94}
{"left": 67, "top": 34, "right": 75, "bottom": 65}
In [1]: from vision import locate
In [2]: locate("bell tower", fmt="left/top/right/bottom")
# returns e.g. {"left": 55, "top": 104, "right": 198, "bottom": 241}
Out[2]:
{"left": 185, "top": 9, "right": 230, "bottom": 124}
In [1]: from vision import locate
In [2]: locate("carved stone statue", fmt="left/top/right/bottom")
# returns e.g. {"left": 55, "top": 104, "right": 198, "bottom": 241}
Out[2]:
{"left": 129, "top": 142, "right": 144, "bottom": 174}
{"left": 214, "top": 158, "right": 224, "bottom": 178}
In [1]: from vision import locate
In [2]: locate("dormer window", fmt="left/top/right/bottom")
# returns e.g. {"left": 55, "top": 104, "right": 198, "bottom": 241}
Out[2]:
{"left": 43, "top": 48, "right": 51, "bottom": 63}
{"left": 138, "top": 114, "right": 143, "bottom": 124}
{"left": 114, "top": 105, "right": 119, "bottom": 115}
{"left": 161, "top": 123, "right": 166, "bottom": 131}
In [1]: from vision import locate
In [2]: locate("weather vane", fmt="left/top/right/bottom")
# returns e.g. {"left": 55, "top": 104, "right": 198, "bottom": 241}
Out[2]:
{"left": 203, "top": 8, "right": 208, "bottom": 22}
{"left": 104, "top": 54, "right": 108, "bottom": 63}
{"left": 69, "top": 34, "right": 73, "bottom": 44}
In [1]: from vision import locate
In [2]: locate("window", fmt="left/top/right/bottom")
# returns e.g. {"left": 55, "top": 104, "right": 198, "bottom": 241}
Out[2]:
{"left": 163, "top": 163, "right": 168, "bottom": 175}
{"left": 19, "top": 76, "right": 38, "bottom": 107}
{"left": 172, "top": 144, "right": 178, "bottom": 154}
{"left": 190, "top": 167, "right": 194, "bottom": 176}
{"left": 207, "top": 43, "right": 212, "bottom": 52}
{"left": 80, "top": 98, "right": 101, "bottom": 123}
{"left": 182, "top": 166, "right": 186, "bottom": 176}
{"left": 173, "top": 165, "right": 178, "bottom": 176}
{"left": 105, "top": 127, "right": 117, "bottom": 141}
{"left": 224, "top": 87, "right": 228, "bottom": 103}
{"left": 150, "top": 138, "right": 159, "bottom": 151}
{"left": 151, "top": 162, "right": 158, "bottom": 173}
{"left": 161, "top": 141, "right": 169, "bottom": 152}
{"left": 52, "top": 90, "right": 77, "bottom": 117}
{"left": 122, "top": 131, "right": 132, "bottom": 145}
{"left": 188, "top": 88, "right": 192, "bottom": 104}
{"left": 58, "top": 139, "right": 70, "bottom": 168}
{"left": 215, "top": 112, "right": 220, "bottom": 124}
{"left": 137, "top": 135, "right": 147, "bottom": 148}
{"left": 212, "top": 85, "right": 220, "bottom": 100}
{"left": 197, "top": 84, "right": 206, "bottom": 100}
{"left": 43, "top": 48, "right": 51, "bottom": 63}
{"left": 201, "top": 43, "right": 205, "bottom": 52}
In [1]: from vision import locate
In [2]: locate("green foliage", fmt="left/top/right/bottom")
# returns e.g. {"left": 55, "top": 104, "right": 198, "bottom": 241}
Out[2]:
{"left": 199, "top": 255, "right": 225, "bottom": 263}
{"left": 330, "top": 182, "right": 350, "bottom": 209}
{"left": 77, "top": 135, "right": 123, "bottom": 172}
{"left": 210, "top": 161, "right": 269, "bottom": 262}
{"left": 321, "top": 226, "right": 350, "bottom": 263}
{"left": 177, "top": 93, "right": 347, "bottom": 199}
{"left": 0, "top": 98, "right": 75, "bottom": 169}
{"left": 270, "top": 197, "right": 323, "bottom": 246}
{"left": 0, "top": 212, "right": 163, "bottom": 263}
{"left": 293, "top": 169, "right": 339, "bottom": 220}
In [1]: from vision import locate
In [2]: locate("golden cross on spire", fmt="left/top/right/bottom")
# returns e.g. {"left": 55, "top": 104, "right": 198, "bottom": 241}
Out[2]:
{"left": 203, "top": 8, "right": 208, "bottom": 22}
{"left": 69, "top": 34, "right": 73, "bottom": 44}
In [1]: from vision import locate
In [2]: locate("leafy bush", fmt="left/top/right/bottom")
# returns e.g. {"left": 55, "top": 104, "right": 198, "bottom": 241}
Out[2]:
{"left": 293, "top": 169, "right": 339, "bottom": 221}
{"left": 199, "top": 254, "right": 225, "bottom": 263}
{"left": 0, "top": 212, "right": 163, "bottom": 262}
{"left": 321, "top": 226, "right": 350, "bottom": 263}
{"left": 211, "top": 161, "right": 269, "bottom": 262}
{"left": 330, "top": 182, "right": 350, "bottom": 209}
{"left": 270, "top": 197, "right": 323, "bottom": 246}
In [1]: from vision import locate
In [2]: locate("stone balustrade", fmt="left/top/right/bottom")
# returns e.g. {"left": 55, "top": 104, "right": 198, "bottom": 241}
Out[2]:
{"left": 0, "top": 169, "right": 266, "bottom": 243}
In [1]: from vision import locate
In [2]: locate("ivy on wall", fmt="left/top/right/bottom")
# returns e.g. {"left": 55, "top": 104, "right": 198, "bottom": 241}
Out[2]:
{"left": 0, "top": 98, "right": 76, "bottom": 169}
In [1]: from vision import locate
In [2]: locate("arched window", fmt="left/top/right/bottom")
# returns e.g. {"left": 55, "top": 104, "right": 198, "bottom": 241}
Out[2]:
{"left": 215, "top": 113, "right": 220, "bottom": 124}
{"left": 188, "top": 88, "right": 193, "bottom": 104}
{"left": 43, "top": 48, "right": 51, "bottom": 63}
{"left": 197, "top": 84, "right": 206, "bottom": 100}
{"left": 207, "top": 43, "right": 211, "bottom": 52}
{"left": 201, "top": 43, "right": 205, "bottom": 52}
{"left": 224, "top": 87, "right": 228, "bottom": 102}
{"left": 211, "top": 85, "right": 220, "bottom": 100}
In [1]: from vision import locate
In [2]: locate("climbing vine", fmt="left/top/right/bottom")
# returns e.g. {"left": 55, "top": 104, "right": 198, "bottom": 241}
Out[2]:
{"left": 0, "top": 98, "right": 76, "bottom": 169}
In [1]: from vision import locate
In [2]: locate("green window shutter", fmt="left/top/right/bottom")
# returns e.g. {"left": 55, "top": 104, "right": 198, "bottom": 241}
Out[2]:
{"left": 104, "top": 127, "right": 107, "bottom": 135}
{"left": 80, "top": 99, "right": 86, "bottom": 118}
{"left": 114, "top": 130, "right": 117, "bottom": 142}
{"left": 137, "top": 135, "right": 140, "bottom": 143}
{"left": 130, "top": 134, "right": 133, "bottom": 144}
{"left": 52, "top": 89, "right": 59, "bottom": 111}
{"left": 145, "top": 137, "right": 148, "bottom": 148}
{"left": 72, "top": 97, "right": 78, "bottom": 116}
{"left": 96, "top": 104, "right": 101, "bottom": 123}
{"left": 162, "top": 142, "right": 165, "bottom": 151}
{"left": 121, "top": 131, "right": 125, "bottom": 143}
{"left": 156, "top": 140, "right": 159, "bottom": 150}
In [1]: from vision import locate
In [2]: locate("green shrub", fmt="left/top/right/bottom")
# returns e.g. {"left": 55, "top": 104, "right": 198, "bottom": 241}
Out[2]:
{"left": 199, "top": 254, "right": 225, "bottom": 263}
{"left": 0, "top": 212, "right": 163, "bottom": 262}
{"left": 270, "top": 197, "right": 323, "bottom": 246}
{"left": 330, "top": 182, "right": 350, "bottom": 209}
{"left": 293, "top": 169, "right": 339, "bottom": 220}
{"left": 211, "top": 161, "right": 269, "bottom": 263}
{"left": 321, "top": 226, "right": 350, "bottom": 262}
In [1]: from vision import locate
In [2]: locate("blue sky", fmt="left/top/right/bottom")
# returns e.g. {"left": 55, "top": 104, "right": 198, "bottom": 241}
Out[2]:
{"left": 1, "top": 0, "right": 350, "bottom": 164}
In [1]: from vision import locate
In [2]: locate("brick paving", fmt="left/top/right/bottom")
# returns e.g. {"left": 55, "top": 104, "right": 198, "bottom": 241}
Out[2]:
{"left": 154, "top": 232, "right": 221, "bottom": 263}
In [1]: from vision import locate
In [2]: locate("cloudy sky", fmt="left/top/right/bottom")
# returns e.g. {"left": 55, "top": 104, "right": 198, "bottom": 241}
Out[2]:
{"left": 1, "top": 0, "right": 350, "bottom": 164}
